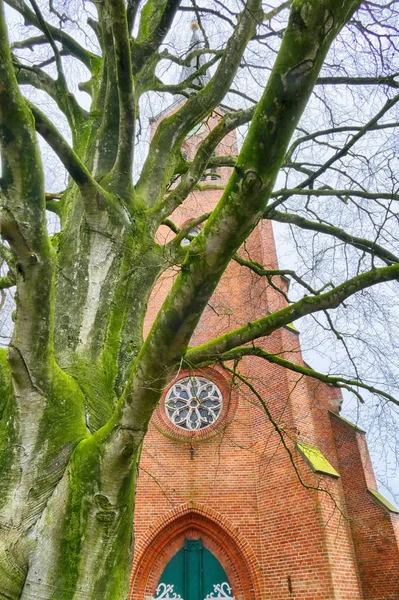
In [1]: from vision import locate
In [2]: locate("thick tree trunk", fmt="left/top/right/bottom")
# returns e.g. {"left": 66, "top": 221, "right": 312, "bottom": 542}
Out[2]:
{"left": 0, "top": 0, "right": 372, "bottom": 597}
{"left": 20, "top": 435, "right": 141, "bottom": 599}
{"left": 0, "top": 220, "right": 161, "bottom": 598}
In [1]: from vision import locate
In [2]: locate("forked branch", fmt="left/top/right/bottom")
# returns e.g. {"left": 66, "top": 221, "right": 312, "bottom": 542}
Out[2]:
{"left": 218, "top": 347, "right": 399, "bottom": 408}
{"left": 267, "top": 209, "right": 399, "bottom": 265}
{"left": 135, "top": 0, "right": 261, "bottom": 207}
{"left": 27, "top": 100, "right": 101, "bottom": 198}
{"left": 5, "top": 0, "right": 99, "bottom": 70}
{"left": 185, "top": 262, "right": 399, "bottom": 365}
{"left": 106, "top": 0, "right": 136, "bottom": 193}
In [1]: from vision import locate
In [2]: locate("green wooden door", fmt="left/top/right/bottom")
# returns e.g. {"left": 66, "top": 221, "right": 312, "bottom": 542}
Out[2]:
{"left": 154, "top": 539, "right": 235, "bottom": 599}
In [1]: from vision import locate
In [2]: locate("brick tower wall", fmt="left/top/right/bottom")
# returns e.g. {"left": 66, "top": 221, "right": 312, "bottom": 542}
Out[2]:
{"left": 129, "top": 109, "right": 398, "bottom": 600}
{"left": 330, "top": 413, "right": 399, "bottom": 599}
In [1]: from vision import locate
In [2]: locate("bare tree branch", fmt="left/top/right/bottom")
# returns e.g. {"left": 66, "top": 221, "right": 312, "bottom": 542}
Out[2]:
{"left": 133, "top": 0, "right": 182, "bottom": 74}
{"left": 317, "top": 74, "right": 399, "bottom": 88}
{"left": 105, "top": 0, "right": 135, "bottom": 195}
{"left": 135, "top": 0, "right": 261, "bottom": 207}
{"left": 27, "top": 100, "right": 100, "bottom": 197}
{"left": 218, "top": 347, "right": 399, "bottom": 409}
{"left": 185, "top": 262, "right": 399, "bottom": 365}
{"left": 155, "top": 105, "right": 254, "bottom": 220}
{"left": 4, "top": 0, "right": 99, "bottom": 70}
{"left": 0, "top": 1, "right": 54, "bottom": 375}
{"left": 13, "top": 56, "right": 88, "bottom": 134}
{"left": 269, "top": 93, "right": 399, "bottom": 208}
{"left": 267, "top": 209, "right": 399, "bottom": 265}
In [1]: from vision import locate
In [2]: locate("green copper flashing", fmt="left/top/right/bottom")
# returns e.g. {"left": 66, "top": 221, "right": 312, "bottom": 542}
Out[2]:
{"left": 367, "top": 489, "right": 399, "bottom": 514}
{"left": 296, "top": 442, "right": 340, "bottom": 478}
{"left": 328, "top": 410, "right": 366, "bottom": 434}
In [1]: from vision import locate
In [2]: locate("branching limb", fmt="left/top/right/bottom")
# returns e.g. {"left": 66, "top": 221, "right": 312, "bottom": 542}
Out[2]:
{"left": 262, "top": 0, "right": 292, "bottom": 22}
{"left": 24, "top": 0, "right": 87, "bottom": 135}
{"left": 322, "top": 309, "right": 362, "bottom": 382}
{"left": 178, "top": 4, "right": 235, "bottom": 28}
{"left": 162, "top": 218, "right": 180, "bottom": 235}
{"left": 266, "top": 209, "right": 399, "bottom": 265}
{"left": 88, "top": 3, "right": 120, "bottom": 179}
{"left": 158, "top": 215, "right": 211, "bottom": 268}
{"left": 206, "top": 155, "right": 237, "bottom": 169}
{"left": 285, "top": 122, "right": 399, "bottom": 163}
{"left": 173, "top": 154, "right": 237, "bottom": 176}
{"left": 28, "top": 0, "right": 66, "bottom": 85}
{"left": 0, "top": 1, "right": 54, "bottom": 372}
{"left": 135, "top": 0, "right": 261, "bottom": 208}
{"left": 154, "top": 105, "right": 255, "bottom": 220}
{"left": 4, "top": 0, "right": 99, "bottom": 70}
{"left": 269, "top": 93, "right": 399, "bottom": 207}
{"left": 166, "top": 211, "right": 210, "bottom": 248}
{"left": 133, "top": 0, "right": 182, "bottom": 74}
{"left": 11, "top": 34, "right": 48, "bottom": 50}
{"left": 159, "top": 47, "right": 222, "bottom": 69}
{"left": 215, "top": 347, "right": 399, "bottom": 409}
{"left": 272, "top": 186, "right": 399, "bottom": 203}
{"left": 233, "top": 253, "right": 323, "bottom": 296}
{"left": 185, "top": 262, "right": 399, "bottom": 365}
{"left": 150, "top": 53, "right": 221, "bottom": 94}
{"left": 195, "top": 183, "right": 224, "bottom": 191}
{"left": 27, "top": 100, "right": 100, "bottom": 197}
{"left": 220, "top": 361, "right": 348, "bottom": 514}
{"left": 121, "top": 0, "right": 363, "bottom": 440}
{"left": 317, "top": 74, "right": 399, "bottom": 88}
{"left": 106, "top": 0, "right": 135, "bottom": 195}
{"left": 13, "top": 57, "right": 88, "bottom": 135}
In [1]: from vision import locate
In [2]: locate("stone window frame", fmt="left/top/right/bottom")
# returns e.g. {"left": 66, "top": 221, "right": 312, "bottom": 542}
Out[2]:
{"left": 152, "top": 367, "right": 238, "bottom": 442}
{"left": 164, "top": 375, "right": 223, "bottom": 432}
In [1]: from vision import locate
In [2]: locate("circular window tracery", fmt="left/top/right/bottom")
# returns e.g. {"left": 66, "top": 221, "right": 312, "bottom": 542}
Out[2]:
{"left": 165, "top": 377, "right": 223, "bottom": 431}
{"left": 181, "top": 225, "right": 201, "bottom": 247}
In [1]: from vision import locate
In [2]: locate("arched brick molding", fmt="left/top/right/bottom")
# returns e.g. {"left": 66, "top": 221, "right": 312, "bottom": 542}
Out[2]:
{"left": 129, "top": 503, "right": 264, "bottom": 599}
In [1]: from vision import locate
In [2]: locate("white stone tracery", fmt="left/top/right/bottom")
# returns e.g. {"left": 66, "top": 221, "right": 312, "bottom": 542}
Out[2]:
{"left": 165, "top": 376, "right": 223, "bottom": 431}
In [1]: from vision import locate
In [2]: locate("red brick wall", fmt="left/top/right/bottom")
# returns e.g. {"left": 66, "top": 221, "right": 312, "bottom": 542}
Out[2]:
{"left": 241, "top": 349, "right": 362, "bottom": 599}
{"left": 129, "top": 108, "right": 398, "bottom": 599}
{"left": 130, "top": 504, "right": 263, "bottom": 600}
{"left": 330, "top": 413, "right": 399, "bottom": 599}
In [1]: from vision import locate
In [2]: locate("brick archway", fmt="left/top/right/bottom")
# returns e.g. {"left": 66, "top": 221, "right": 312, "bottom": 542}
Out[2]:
{"left": 129, "top": 502, "right": 263, "bottom": 599}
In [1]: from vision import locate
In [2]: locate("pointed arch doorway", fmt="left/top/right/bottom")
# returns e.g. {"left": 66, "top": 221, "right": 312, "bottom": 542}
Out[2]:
{"left": 129, "top": 504, "right": 263, "bottom": 599}
{"left": 153, "top": 538, "right": 235, "bottom": 599}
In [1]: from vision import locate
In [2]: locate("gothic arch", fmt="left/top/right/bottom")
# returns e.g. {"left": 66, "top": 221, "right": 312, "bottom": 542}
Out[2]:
{"left": 129, "top": 502, "right": 263, "bottom": 599}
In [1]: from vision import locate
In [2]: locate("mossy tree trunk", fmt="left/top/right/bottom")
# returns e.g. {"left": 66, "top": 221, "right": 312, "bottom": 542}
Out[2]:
{"left": 1, "top": 0, "right": 398, "bottom": 597}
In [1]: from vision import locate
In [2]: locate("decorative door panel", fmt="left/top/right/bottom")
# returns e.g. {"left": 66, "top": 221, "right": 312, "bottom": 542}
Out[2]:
{"left": 153, "top": 539, "right": 235, "bottom": 600}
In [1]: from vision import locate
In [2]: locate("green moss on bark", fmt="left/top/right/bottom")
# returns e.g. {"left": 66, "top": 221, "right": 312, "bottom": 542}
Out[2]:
{"left": 43, "top": 429, "right": 139, "bottom": 598}
{"left": 0, "top": 350, "right": 17, "bottom": 513}
{"left": 31, "top": 363, "right": 88, "bottom": 481}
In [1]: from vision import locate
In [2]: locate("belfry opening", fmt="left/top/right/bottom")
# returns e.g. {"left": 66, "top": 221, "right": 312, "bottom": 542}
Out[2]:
{"left": 129, "top": 25, "right": 399, "bottom": 600}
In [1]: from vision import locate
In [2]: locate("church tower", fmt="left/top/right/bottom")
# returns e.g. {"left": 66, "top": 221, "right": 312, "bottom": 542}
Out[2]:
{"left": 129, "top": 25, "right": 399, "bottom": 600}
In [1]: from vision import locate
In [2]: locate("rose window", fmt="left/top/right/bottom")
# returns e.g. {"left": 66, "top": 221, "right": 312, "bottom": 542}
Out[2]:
{"left": 181, "top": 225, "right": 201, "bottom": 247}
{"left": 165, "top": 377, "right": 223, "bottom": 431}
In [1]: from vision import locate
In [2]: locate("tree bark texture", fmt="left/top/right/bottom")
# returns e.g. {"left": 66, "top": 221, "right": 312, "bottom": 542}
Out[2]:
{"left": 3, "top": 0, "right": 398, "bottom": 597}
